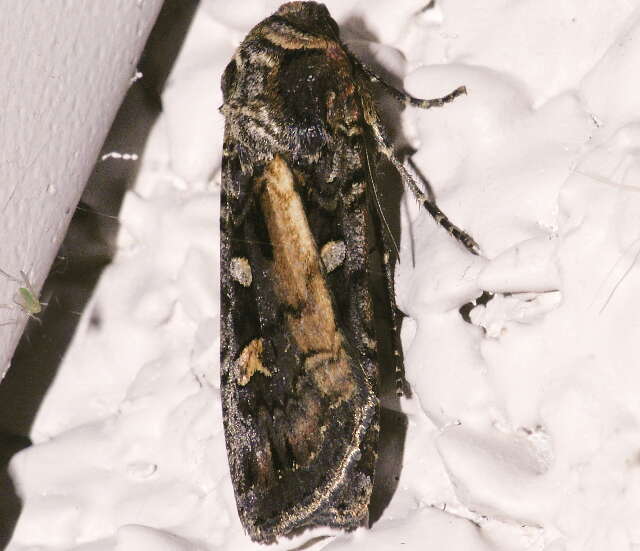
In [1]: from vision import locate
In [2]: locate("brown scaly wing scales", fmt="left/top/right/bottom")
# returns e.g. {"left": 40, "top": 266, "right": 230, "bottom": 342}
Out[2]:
{"left": 221, "top": 152, "right": 377, "bottom": 542}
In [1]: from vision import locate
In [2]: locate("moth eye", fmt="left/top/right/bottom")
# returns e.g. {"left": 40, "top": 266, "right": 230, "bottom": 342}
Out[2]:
{"left": 222, "top": 59, "right": 237, "bottom": 100}
{"left": 230, "top": 257, "right": 253, "bottom": 287}
{"left": 320, "top": 240, "right": 346, "bottom": 273}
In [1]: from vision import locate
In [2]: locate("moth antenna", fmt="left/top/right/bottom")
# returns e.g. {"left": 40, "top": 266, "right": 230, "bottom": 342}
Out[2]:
{"left": 388, "top": 152, "right": 481, "bottom": 255}
{"left": 353, "top": 58, "right": 478, "bottom": 253}
{"left": 366, "top": 116, "right": 479, "bottom": 254}
{"left": 363, "top": 145, "right": 401, "bottom": 260}
{"left": 365, "top": 144, "right": 406, "bottom": 396}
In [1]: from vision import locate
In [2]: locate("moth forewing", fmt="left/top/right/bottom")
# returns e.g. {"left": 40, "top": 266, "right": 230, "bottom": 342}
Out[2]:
{"left": 221, "top": 149, "right": 378, "bottom": 542}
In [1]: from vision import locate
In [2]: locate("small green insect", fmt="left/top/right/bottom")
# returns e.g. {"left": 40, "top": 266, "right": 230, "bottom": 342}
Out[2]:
{"left": 0, "top": 267, "right": 44, "bottom": 325}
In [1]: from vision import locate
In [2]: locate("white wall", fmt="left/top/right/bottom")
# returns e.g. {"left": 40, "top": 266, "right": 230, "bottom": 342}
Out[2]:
{"left": 0, "top": 0, "right": 164, "bottom": 381}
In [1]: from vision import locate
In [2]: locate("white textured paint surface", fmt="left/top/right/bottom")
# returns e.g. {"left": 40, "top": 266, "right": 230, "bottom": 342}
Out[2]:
{"left": 8, "top": 1, "right": 640, "bottom": 550}
{"left": 0, "top": 0, "right": 163, "bottom": 380}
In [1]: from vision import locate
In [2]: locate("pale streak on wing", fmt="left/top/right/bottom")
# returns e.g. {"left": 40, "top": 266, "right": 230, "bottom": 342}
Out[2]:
{"left": 259, "top": 155, "right": 355, "bottom": 402}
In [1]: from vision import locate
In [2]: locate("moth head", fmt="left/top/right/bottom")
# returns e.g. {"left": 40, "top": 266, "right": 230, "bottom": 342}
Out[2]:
{"left": 221, "top": 59, "right": 237, "bottom": 100}
{"left": 275, "top": 2, "right": 340, "bottom": 40}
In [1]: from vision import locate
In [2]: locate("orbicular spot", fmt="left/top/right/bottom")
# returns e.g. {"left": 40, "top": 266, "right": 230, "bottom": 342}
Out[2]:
{"left": 320, "top": 240, "right": 346, "bottom": 273}
{"left": 230, "top": 257, "right": 252, "bottom": 287}
{"left": 236, "top": 338, "right": 271, "bottom": 385}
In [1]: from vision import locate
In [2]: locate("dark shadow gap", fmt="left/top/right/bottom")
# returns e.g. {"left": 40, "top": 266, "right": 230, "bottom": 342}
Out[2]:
{"left": 342, "top": 16, "right": 412, "bottom": 527}
{"left": 459, "top": 290, "right": 494, "bottom": 325}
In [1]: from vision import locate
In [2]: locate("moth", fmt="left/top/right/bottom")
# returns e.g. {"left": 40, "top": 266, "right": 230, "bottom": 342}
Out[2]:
{"left": 220, "top": 1, "right": 478, "bottom": 543}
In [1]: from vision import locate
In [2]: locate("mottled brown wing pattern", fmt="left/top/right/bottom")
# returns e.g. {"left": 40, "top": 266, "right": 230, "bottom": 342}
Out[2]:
{"left": 220, "top": 1, "right": 477, "bottom": 544}
{"left": 221, "top": 151, "right": 379, "bottom": 541}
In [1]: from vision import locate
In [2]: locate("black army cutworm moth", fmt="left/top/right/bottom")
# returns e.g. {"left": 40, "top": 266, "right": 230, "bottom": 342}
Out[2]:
{"left": 220, "top": 1, "right": 479, "bottom": 543}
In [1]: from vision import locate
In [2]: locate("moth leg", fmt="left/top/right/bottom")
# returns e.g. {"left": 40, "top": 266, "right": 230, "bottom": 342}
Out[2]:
{"left": 396, "top": 153, "right": 480, "bottom": 255}
{"left": 356, "top": 59, "right": 467, "bottom": 110}
{"left": 369, "top": 200, "right": 406, "bottom": 396}
{"left": 364, "top": 109, "right": 481, "bottom": 255}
